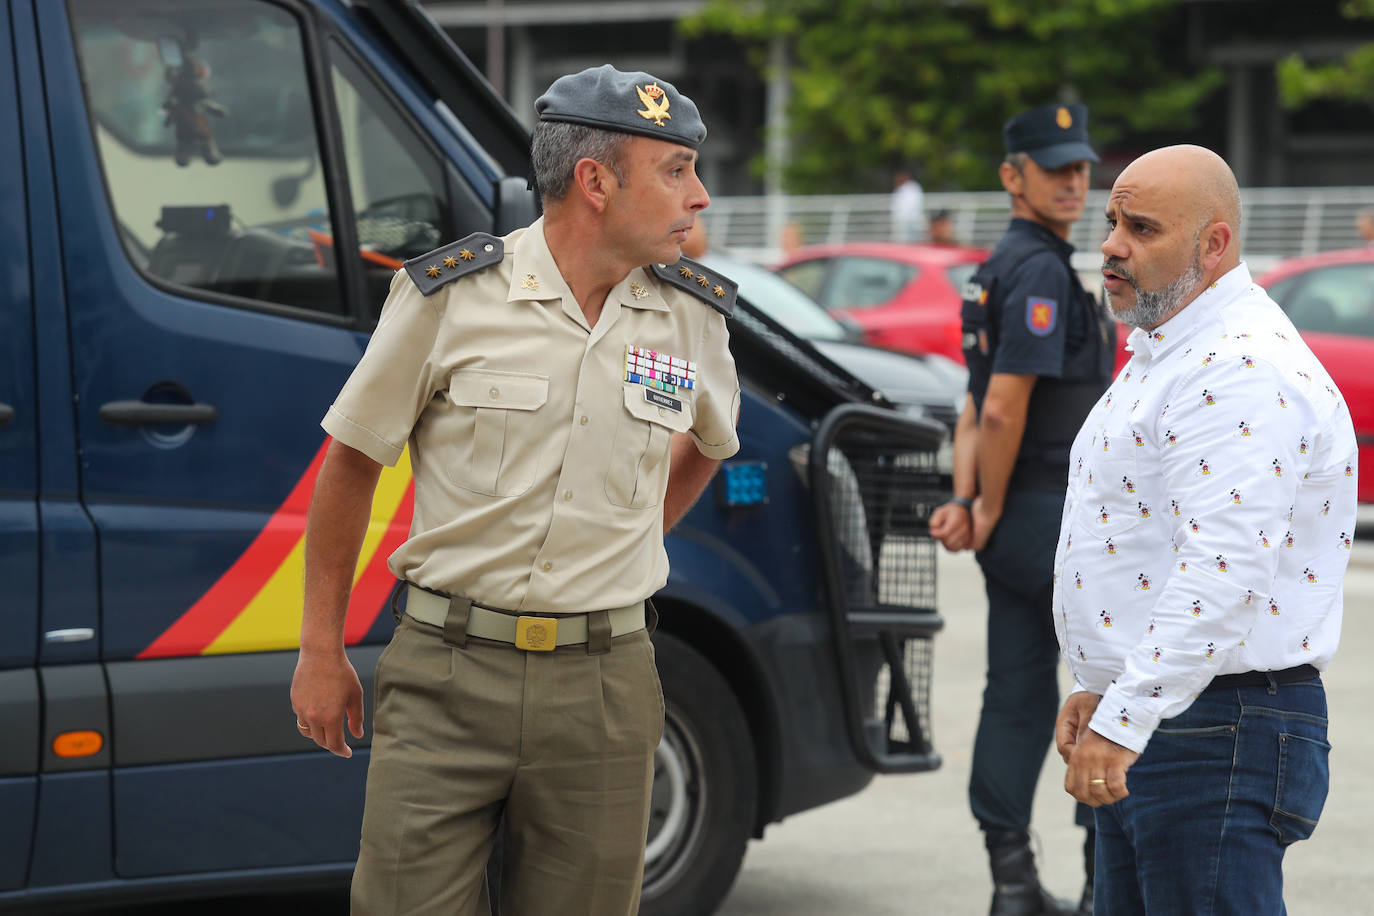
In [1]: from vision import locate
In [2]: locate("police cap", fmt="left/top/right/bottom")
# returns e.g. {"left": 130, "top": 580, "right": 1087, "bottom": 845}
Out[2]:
{"left": 1003, "top": 103, "right": 1099, "bottom": 169}
{"left": 536, "top": 65, "right": 707, "bottom": 150}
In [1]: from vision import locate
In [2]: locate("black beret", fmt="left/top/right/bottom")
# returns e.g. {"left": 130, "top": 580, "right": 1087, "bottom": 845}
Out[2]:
{"left": 536, "top": 65, "right": 707, "bottom": 150}
{"left": 1004, "top": 103, "right": 1099, "bottom": 169}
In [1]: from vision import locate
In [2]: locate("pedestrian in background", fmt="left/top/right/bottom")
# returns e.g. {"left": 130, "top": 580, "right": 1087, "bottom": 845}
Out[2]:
{"left": 929, "top": 102, "right": 1114, "bottom": 916}
{"left": 1055, "top": 144, "right": 1354, "bottom": 915}
{"left": 928, "top": 208, "right": 960, "bottom": 247}
{"left": 291, "top": 64, "right": 740, "bottom": 915}
{"left": 891, "top": 168, "right": 925, "bottom": 242}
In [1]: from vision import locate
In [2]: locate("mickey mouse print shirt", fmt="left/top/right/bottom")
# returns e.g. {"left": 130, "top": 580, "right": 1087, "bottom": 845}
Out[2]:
{"left": 1053, "top": 263, "right": 1357, "bottom": 754}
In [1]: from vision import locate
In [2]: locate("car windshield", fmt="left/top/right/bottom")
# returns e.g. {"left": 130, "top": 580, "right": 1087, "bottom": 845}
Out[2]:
{"left": 705, "top": 255, "right": 846, "bottom": 341}
{"left": 1267, "top": 262, "right": 1374, "bottom": 337}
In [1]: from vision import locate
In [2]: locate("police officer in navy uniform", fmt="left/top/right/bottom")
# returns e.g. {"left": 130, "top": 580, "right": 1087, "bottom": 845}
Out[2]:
{"left": 930, "top": 103, "right": 1115, "bottom": 916}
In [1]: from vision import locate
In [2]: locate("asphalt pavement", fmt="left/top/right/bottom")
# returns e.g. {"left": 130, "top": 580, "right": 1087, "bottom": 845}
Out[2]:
{"left": 717, "top": 540, "right": 1374, "bottom": 915}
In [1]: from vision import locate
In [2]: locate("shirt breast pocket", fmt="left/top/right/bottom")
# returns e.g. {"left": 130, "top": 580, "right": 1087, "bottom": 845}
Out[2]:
{"left": 445, "top": 368, "right": 549, "bottom": 497}
{"left": 606, "top": 385, "right": 694, "bottom": 509}
{"left": 1075, "top": 436, "right": 1145, "bottom": 540}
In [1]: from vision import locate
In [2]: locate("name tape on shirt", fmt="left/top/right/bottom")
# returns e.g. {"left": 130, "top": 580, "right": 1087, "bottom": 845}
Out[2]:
{"left": 645, "top": 388, "right": 684, "bottom": 412}
{"left": 625, "top": 344, "right": 695, "bottom": 395}
{"left": 1026, "top": 296, "right": 1057, "bottom": 336}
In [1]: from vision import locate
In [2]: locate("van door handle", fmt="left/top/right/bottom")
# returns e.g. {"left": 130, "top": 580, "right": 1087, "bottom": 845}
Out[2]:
{"left": 0, "top": 403, "right": 13, "bottom": 427}
{"left": 98, "top": 401, "right": 218, "bottom": 426}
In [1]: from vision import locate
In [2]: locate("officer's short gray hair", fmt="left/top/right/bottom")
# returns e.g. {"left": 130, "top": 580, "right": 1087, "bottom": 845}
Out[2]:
{"left": 532, "top": 121, "right": 629, "bottom": 202}
{"left": 1004, "top": 151, "right": 1030, "bottom": 173}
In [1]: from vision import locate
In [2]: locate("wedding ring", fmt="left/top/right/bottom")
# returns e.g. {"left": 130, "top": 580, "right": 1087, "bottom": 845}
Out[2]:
{"left": 297, "top": 721, "right": 310, "bottom": 730}
{"left": 1089, "top": 778, "right": 1107, "bottom": 786}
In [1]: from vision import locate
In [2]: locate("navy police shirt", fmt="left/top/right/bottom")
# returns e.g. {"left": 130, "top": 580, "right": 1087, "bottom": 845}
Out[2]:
{"left": 960, "top": 218, "right": 1115, "bottom": 489}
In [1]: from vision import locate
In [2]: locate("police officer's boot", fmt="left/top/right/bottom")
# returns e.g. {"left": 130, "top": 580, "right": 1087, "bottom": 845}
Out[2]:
{"left": 1075, "top": 828, "right": 1095, "bottom": 915}
{"left": 985, "top": 830, "right": 1073, "bottom": 916}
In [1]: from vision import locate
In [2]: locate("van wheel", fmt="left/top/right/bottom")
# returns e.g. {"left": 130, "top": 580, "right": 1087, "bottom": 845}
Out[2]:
{"left": 639, "top": 632, "right": 757, "bottom": 916}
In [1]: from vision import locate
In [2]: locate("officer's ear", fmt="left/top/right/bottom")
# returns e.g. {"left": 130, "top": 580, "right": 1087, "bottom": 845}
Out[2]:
{"left": 999, "top": 161, "right": 1024, "bottom": 197}
{"left": 571, "top": 157, "right": 614, "bottom": 212}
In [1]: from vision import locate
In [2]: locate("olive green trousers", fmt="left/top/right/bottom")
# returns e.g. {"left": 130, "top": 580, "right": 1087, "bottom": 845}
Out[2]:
{"left": 350, "top": 613, "right": 664, "bottom": 915}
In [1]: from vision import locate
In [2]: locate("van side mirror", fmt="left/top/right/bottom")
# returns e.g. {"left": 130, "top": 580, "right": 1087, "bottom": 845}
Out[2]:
{"left": 494, "top": 176, "right": 538, "bottom": 236}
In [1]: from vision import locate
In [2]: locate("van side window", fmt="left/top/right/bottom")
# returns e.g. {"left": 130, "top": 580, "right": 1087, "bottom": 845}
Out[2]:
{"left": 70, "top": 0, "right": 344, "bottom": 316}
{"left": 328, "top": 44, "right": 450, "bottom": 309}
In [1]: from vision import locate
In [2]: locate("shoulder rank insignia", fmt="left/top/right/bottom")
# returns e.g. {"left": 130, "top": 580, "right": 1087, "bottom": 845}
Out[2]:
{"left": 403, "top": 232, "right": 504, "bottom": 296}
{"left": 650, "top": 256, "right": 736, "bottom": 318}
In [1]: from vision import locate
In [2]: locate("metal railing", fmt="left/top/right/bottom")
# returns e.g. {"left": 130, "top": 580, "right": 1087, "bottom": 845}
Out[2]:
{"left": 706, "top": 187, "right": 1374, "bottom": 271}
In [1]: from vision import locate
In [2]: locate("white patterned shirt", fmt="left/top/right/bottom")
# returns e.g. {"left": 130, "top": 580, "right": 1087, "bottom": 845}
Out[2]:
{"left": 1053, "top": 263, "right": 1357, "bottom": 753}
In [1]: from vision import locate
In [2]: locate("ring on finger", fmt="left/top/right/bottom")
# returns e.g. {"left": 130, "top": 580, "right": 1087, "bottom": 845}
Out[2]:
{"left": 297, "top": 721, "right": 310, "bottom": 730}
{"left": 1089, "top": 778, "right": 1107, "bottom": 786}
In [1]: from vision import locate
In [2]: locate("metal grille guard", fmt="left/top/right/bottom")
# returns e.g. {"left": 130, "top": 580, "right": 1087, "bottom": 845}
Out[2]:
{"left": 808, "top": 404, "right": 947, "bottom": 774}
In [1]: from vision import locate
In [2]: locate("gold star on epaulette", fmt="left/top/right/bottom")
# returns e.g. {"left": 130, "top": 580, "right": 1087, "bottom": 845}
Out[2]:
{"left": 713, "top": 285, "right": 725, "bottom": 298}
{"left": 443, "top": 256, "right": 458, "bottom": 268}
{"left": 697, "top": 274, "right": 710, "bottom": 288}
{"left": 426, "top": 265, "right": 441, "bottom": 278}
{"left": 460, "top": 249, "right": 475, "bottom": 261}
{"left": 679, "top": 266, "right": 693, "bottom": 279}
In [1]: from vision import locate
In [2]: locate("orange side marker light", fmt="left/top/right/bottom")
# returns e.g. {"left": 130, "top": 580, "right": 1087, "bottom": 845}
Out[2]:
{"left": 53, "top": 731, "right": 104, "bottom": 758}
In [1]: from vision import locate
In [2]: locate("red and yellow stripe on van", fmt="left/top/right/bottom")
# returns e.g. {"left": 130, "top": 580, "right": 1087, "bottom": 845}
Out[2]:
{"left": 138, "top": 439, "right": 414, "bottom": 658}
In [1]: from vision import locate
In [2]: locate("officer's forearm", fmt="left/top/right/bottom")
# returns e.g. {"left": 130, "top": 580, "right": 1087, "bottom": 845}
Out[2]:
{"left": 975, "top": 374, "right": 1036, "bottom": 519}
{"left": 301, "top": 439, "right": 384, "bottom": 656}
{"left": 950, "top": 392, "right": 979, "bottom": 500}
{"left": 663, "top": 433, "right": 719, "bottom": 532}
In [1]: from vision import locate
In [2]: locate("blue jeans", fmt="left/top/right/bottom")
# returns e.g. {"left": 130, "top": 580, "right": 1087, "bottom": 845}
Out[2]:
{"left": 1094, "top": 678, "right": 1330, "bottom": 915}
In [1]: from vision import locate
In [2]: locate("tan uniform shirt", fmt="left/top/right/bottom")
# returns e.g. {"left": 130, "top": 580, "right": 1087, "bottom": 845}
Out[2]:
{"left": 322, "top": 218, "right": 741, "bottom": 612}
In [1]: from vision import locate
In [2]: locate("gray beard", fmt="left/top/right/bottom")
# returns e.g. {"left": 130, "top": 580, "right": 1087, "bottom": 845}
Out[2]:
{"left": 1110, "top": 256, "right": 1205, "bottom": 330}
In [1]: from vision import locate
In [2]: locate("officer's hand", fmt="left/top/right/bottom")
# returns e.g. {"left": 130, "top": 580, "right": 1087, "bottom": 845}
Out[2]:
{"left": 291, "top": 649, "right": 365, "bottom": 759}
{"left": 1055, "top": 690, "right": 1100, "bottom": 763}
{"left": 969, "top": 496, "right": 999, "bottom": 552}
{"left": 930, "top": 502, "right": 972, "bottom": 552}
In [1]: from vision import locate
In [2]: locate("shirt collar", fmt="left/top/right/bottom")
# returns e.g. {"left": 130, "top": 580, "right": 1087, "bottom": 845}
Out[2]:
{"left": 613, "top": 267, "right": 670, "bottom": 312}
{"left": 1008, "top": 217, "right": 1075, "bottom": 259}
{"left": 507, "top": 218, "right": 670, "bottom": 316}
{"left": 507, "top": 217, "right": 575, "bottom": 307}
{"left": 1125, "top": 262, "right": 1254, "bottom": 360}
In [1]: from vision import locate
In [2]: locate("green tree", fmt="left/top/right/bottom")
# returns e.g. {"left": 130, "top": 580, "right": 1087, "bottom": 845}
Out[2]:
{"left": 682, "top": 0, "right": 1223, "bottom": 192}
{"left": 1276, "top": 0, "right": 1374, "bottom": 110}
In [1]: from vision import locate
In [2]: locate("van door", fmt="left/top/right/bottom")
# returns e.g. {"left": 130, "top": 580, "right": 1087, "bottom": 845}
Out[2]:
{"left": 39, "top": 0, "right": 475, "bottom": 878}
{"left": 0, "top": 0, "right": 41, "bottom": 891}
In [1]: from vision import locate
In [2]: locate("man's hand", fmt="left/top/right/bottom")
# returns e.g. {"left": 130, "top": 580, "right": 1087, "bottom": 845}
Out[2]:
{"left": 291, "top": 648, "right": 365, "bottom": 758}
{"left": 1057, "top": 692, "right": 1139, "bottom": 806}
{"left": 930, "top": 502, "right": 972, "bottom": 552}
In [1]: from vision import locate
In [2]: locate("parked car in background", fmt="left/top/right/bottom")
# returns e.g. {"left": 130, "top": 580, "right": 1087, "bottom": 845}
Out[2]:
{"left": 1257, "top": 247, "right": 1374, "bottom": 503}
{"left": 707, "top": 253, "right": 966, "bottom": 432}
{"left": 774, "top": 242, "right": 988, "bottom": 363}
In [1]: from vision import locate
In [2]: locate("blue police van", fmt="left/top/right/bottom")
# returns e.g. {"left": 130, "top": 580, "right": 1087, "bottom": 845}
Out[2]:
{"left": 0, "top": 1, "right": 947, "bottom": 912}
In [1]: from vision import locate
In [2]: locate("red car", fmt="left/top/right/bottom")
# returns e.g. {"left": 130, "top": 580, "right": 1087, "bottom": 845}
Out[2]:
{"left": 1256, "top": 247, "right": 1374, "bottom": 502}
{"left": 774, "top": 242, "right": 988, "bottom": 362}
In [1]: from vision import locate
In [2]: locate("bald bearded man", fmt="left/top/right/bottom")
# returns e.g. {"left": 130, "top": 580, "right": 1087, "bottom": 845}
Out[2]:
{"left": 1051, "top": 146, "right": 1355, "bottom": 914}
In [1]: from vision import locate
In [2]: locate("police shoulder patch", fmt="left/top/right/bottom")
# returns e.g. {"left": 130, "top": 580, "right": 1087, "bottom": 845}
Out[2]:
{"left": 1026, "top": 296, "right": 1057, "bottom": 336}
{"left": 402, "top": 233, "right": 504, "bottom": 296}
{"left": 650, "top": 257, "right": 736, "bottom": 317}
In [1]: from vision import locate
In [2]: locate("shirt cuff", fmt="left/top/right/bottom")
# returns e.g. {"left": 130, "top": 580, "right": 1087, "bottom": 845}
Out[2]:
{"left": 1089, "top": 682, "right": 1157, "bottom": 755}
{"left": 321, "top": 407, "right": 404, "bottom": 467}
{"left": 691, "top": 431, "right": 740, "bottom": 460}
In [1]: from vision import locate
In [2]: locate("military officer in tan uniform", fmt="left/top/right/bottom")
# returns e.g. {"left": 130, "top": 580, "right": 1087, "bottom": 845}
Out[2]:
{"left": 289, "top": 65, "right": 740, "bottom": 916}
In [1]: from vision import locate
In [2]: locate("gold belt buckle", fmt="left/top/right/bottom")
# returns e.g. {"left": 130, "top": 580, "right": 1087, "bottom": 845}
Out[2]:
{"left": 515, "top": 616, "right": 557, "bottom": 651}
